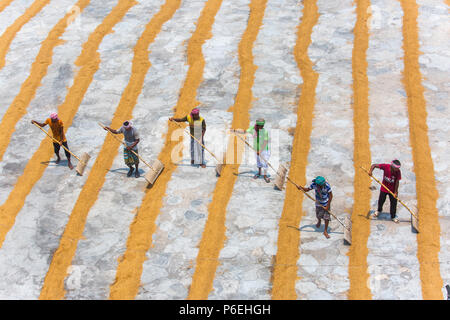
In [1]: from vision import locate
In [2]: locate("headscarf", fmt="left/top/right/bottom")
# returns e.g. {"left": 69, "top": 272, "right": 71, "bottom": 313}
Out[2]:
{"left": 391, "top": 160, "right": 401, "bottom": 169}
{"left": 256, "top": 118, "right": 265, "bottom": 126}
{"left": 123, "top": 120, "right": 132, "bottom": 129}
{"left": 190, "top": 108, "right": 200, "bottom": 116}
{"left": 50, "top": 112, "right": 59, "bottom": 120}
{"left": 314, "top": 176, "right": 326, "bottom": 186}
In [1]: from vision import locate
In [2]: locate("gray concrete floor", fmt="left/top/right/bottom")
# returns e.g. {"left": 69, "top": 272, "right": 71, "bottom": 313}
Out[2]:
{"left": 0, "top": 0, "right": 448, "bottom": 299}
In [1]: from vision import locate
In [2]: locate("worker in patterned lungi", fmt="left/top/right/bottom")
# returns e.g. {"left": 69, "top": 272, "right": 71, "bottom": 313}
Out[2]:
{"left": 170, "top": 108, "right": 206, "bottom": 168}
{"left": 297, "top": 176, "right": 333, "bottom": 239}
{"left": 104, "top": 121, "right": 140, "bottom": 178}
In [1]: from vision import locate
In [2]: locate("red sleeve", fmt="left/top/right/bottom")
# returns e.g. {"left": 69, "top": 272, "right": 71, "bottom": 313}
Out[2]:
{"left": 379, "top": 163, "right": 389, "bottom": 173}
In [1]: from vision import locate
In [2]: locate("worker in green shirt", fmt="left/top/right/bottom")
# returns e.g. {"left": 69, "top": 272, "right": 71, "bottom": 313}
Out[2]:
{"left": 246, "top": 118, "right": 270, "bottom": 183}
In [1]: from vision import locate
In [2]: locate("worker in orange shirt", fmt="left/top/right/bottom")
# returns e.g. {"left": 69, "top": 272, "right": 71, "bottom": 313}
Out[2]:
{"left": 31, "top": 113, "right": 73, "bottom": 170}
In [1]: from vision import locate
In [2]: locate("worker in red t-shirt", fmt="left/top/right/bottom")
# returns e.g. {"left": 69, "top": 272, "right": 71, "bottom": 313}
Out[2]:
{"left": 369, "top": 160, "right": 402, "bottom": 223}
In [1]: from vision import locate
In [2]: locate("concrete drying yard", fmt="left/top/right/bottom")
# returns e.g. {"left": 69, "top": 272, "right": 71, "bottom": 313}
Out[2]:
{"left": 0, "top": 0, "right": 448, "bottom": 300}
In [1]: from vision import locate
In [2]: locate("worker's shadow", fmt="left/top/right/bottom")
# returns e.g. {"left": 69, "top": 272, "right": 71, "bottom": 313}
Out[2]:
{"left": 233, "top": 170, "right": 255, "bottom": 177}
{"left": 108, "top": 167, "right": 161, "bottom": 190}
{"left": 233, "top": 170, "right": 272, "bottom": 179}
{"left": 289, "top": 224, "right": 343, "bottom": 235}
{"left": 109, "top": 167, "right": 145, "bottom": 177}
{"left": 174, "top": 159, "right": 216, "bottom": 168}
{"left": 40, "top": 160, "right": 69, "bottom": 167}
{"left": 361, "top": 210, "right": 411, "bottom": 224}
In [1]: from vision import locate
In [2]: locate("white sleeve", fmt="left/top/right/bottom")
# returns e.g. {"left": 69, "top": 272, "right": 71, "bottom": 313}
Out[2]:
{"left": 133, "top": 128, "right": 140, "bottom": 140}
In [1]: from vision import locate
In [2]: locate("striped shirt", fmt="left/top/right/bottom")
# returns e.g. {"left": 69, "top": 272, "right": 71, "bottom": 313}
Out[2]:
{"left": 309, "top": 181, "right": 332, "bottom": 207}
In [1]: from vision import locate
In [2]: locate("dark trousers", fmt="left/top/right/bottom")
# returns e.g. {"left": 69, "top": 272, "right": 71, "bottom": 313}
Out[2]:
{"left": 53, "top": 141, "right": 71, "bottom": 160}
{"left": 377, "top": 191, "right": 397, "bottom": 218}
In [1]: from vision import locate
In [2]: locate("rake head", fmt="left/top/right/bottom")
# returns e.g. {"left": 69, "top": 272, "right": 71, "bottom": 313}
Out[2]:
{"left": 75, "top": 152, "right": 90, "bottom": 176}
{"left": 144, "top": 159, "right": 164, "bottom": 186}
{"left": 274, "top": 164, "right": 287, "bottom": 190}
{"left": 343, "top": 215, "right": 352, "bottom": 246}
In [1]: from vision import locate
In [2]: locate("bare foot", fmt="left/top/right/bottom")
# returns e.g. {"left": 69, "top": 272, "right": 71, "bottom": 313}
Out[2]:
{"left": 323, "top": 232, "right": 330, "bottom": 239}
{"left": 316, "top": 221, "right": 321, "bottom": 229}
{"left": 201, "top": 164, "right": 206, "bottom": 168}
{"left": 68, "top": 162, "right": 74, "bottom": 170}
{"left": 56, "top": 157, "right": 61, "bottom": 164}
{"left": 263, "top": 175, "right": 270, "bottom": 183}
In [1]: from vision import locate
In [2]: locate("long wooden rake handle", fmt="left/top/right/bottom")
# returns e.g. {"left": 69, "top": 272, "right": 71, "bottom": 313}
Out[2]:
{"left": 171, "top": 120, "right": 221, "bottom": 163}
{"left": 33, "top": 122, "right": 83, "bottom": 163}
{"left": 233, "top": 131, "right": 350, "bottom": 231}
{"left": 360, "top": 166, "right": 418, "bottom": 220}
{"left": 98, "top": 122, "right": 158, "bottom": 174}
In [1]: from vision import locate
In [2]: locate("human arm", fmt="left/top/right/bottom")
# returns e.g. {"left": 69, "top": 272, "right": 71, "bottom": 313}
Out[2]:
{"left": 58, "top": 125, "right": 65, "bottom": 145}
{"left": 104, "top": 126, "right": 119, "bottom": 134}
{"left": 31, "top": 120, "right": 47, "bottom": 127}
{"left": 326, "top": 191, "right": 333, "bottom": 211}
{"left": 229, "top": 126, "right": 253, "bottom": 136}
{"left": 259, "top": 135, "right": 268, "bottom": 154}
{"left": 260, "top": 141, "right": 268, "bottom": 151}
{"left": 393, "top": 177, "right": 400, "bottom": 198}
{"left": 297, "top": 185, "right": 312, "bottom": 192}
{"left": 256, "top": 129, "right": 269, "bottom": 155}
{"left": 126, "top": 128, "right": 140, "bottom": 150}
{"left": 230, "top": 128, "right": 246, "bottom": 134}
{"left": 169, "top": 116, "right": 188, "bottom": 122}
{"left": 368, "top": 163, "right": 381, "bottom": 176}
{"left": 127, "top": 138, "right": 140, "bottom": 150}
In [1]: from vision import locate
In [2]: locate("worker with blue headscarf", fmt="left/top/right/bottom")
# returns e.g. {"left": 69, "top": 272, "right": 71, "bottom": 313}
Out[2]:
{"left": 297, "top": 176, "right": 333, "bottom": 239}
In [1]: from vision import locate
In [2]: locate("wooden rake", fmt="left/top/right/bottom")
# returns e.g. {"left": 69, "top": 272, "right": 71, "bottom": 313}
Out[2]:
{"left": 233, "top": 131, "right": 352, "bottom": 244}
{"left": 98, "top": 122, "right": 164, "bottom": 186}
{"left": 33, "top": 122, "right": 90, "bottom": 175}
{"left": 171, "top": 120, "right": 224, "bottom": 176}
{"left": 360, "top": 166, "right": 419, "bottom": 233}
